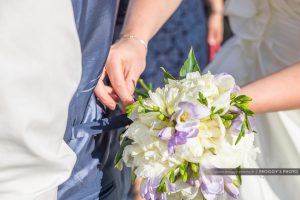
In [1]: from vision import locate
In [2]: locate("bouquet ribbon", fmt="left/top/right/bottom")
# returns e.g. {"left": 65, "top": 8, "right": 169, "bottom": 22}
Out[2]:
{"left": 73, "top": 114, "right": 133, "bottom": 138}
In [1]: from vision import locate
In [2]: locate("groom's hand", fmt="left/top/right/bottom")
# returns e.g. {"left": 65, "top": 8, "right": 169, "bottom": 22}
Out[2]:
{"left": 95, "top": 38, "right": 147, "bottom": 110}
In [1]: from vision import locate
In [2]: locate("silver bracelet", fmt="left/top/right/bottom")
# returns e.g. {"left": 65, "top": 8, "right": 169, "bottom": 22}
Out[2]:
{"left": 120, "top": 34, "right": 148, "bottom": 50}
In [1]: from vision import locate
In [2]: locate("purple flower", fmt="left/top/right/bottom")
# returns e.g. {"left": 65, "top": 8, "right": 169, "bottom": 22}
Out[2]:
{"left": 158, "top": 101, "right": 210, "bottom": 154}
{"left": 214, "top": 73, "right": 236, "bottom": 92}
{"left": 232, "top": 85, "right": 241, "bottom": 94}
{"left": 175, "top": 102, "right": 210, "bottom": 131}
{"left": 158, "top": 127, "right": 198, "bottom": 155}
{"left": 175, "top": 102, "right": 209, "bottom": 124}
{"left": 158, "top": 127, "right": 175, "bottom": 140}
{"left": 230, "top": 114, "right": 256, "bottom": 135}
{"left": 199, "top": 166, "right": 240, "bottom": 199}
{"left": 140, "top": 177, "right": 177, "bottom": 200}
{"left": 200, "top": 166, "right": 225, "bottom": 200}
{"left": 224, "top": 183, "right": 240, "bottom": 199}
{"left": 167, "top": 130, "right": 198, "bottom": 154}
{"left": 140, "top": 177, "right": 164, "bottom": 200}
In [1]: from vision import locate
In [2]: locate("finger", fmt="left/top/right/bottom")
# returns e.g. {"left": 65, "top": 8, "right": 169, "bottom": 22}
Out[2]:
{"left": 106, "top": 58, "right": 134, "bottom": 106}
{"left": 125, "top": 69, "right": 139, "bottom": 95}
{"left": 104, "top": 85, "right": 119, "bottom": 102}
{"left": 99, "top": 67, "right": 119, "bottom": 101}
{"left": 95, "top": 81, "right": 117, "bottom": 110}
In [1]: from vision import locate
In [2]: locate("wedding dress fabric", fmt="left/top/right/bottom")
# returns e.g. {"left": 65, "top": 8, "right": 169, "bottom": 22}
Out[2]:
{"left": 0, "top": 0, "right": 81, "bottom": 199}
{"left": 205, "top": 0, "right": 300, "bottom": 199}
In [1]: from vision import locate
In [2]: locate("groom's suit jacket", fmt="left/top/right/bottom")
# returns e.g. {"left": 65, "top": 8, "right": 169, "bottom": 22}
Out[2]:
{"left": 58, "top": 0, "right": 131, "bottom": 199}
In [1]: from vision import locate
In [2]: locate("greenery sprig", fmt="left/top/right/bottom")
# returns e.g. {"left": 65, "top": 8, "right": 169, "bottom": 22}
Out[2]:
{"left": 230, "top": 95, "right": 255, "bottom": 145}
{"left": 197, "top": 92, "right": 208, "bottom": 107}
{"left": 157, "top": 161, "right": 200, "bottom": 193}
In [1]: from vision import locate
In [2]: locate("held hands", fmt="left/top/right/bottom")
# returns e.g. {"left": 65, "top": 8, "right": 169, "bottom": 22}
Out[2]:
{"left": 95, "top": 38, "right": 147, "bottom": 110}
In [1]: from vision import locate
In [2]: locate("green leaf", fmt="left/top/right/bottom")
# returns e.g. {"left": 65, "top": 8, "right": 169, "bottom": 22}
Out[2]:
{"left": 191, "top": 163, "right": 199, "bottom": 173}
{"left": 148, "top": 83, "right": 153, "bottom": 91}
{"left": 157, "top": 174, "right": 168, "bottom": 193}
{"left": 211, "top": 106, "right": 216, "bottom": 112}
{"left": 235, "top": 95, "right": 252, "bottom": 102}
{"left": 179, "top": 161, "right": 188, "bottom": 176}
{"left": 136, "top": 79, "right": 152, "bottom": 98}
{"left": 179, "top": 47, "right": 201, "bottom": 79}
{"left": 138, "top": 79, "right": 151, "bottom": 92}
{"left": 235, "top": 126, "right": 245, "bottom": 145}
{"left": 222, "top": 114, "right": 234, "bottom": 120}
{"left": 179, "top": 165, "right": 185, "bottom": 176}
{"left": 197, "top": 92, "right": 208, "bottom": 107}
{"left": 233, "top": 179, "right": 241, "bottom": 188}
{"left": 223, "top": 120, "right": 232, "bottom": 129}
{"left": 241, "top": 123, "right": 246, "bottom": 136}
{"left": 169, "top": 170, "right": 175, "bottom": 183}
{"left": 114, "top": 137, "right": 133, "bottom": 170}
{"left": 115, "top": 160, "right": 123, "bottom": 171}
{"left": 244, "top": 109, "right": 254, "bottom": 116}
{"left": 160, "top": 67, "right": 176, "bottom": 84}
{"left": 215, "top": 108, "right": 224, "bottom": 115}
{"left": 208, "top": 147, "right": 217, "bottom": 155}
{"left": 135, "top": 88, "right": 149, "bottom": 98}
{"left": 236, "top": 122, "right": 246, "bottom": 145}
{"left": 182, "top": 171, "right": 188, "bottom": 183}
{"left": 245, "top": 115, "right": 251, "bottom": 130}
{"left": 236, "top": 166, "right": 242, "bottom": 185}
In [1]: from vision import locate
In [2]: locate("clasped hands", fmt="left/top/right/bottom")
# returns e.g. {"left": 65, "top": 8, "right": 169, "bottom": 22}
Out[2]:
{"left": 95, "top": 38, "right": 147, "bottom": 110}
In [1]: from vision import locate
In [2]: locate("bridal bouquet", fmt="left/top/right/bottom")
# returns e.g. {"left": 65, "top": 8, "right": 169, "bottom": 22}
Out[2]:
{"left": 115, "top": 49, "right": 258, "bottom": 200}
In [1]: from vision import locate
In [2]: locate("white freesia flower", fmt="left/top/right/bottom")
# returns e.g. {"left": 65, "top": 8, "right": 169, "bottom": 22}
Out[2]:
{"left": 124, "top": 121, "right": 158, "bottom": 148}
{"left": 201, "top": 134, "right": 256, "bottom": 168}
{"left": 147, "top": 87, "right": 180, "bottom": 116}
{"left": 176, "top": 137, "right": 204, "bottom": 163}
{"left": 198, "top": 116, "right": 226, "bottom": 150}
{"left": 138, "top": 112, "right": 168, "bottom": 130}
{"left": 135, "top": 162, "right": 167, "bottom": 178}
{"left": 122, "top": 144, "right": 143, "bottom": 167}
{"left": 175, "top": 180, "right": 200, "bottom": 199}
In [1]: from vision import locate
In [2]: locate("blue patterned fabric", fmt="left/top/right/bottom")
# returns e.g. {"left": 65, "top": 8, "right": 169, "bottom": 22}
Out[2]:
{"left": 58, "top": 0, "right": 131, "bottom": 199}
{"left": 114, "top": 0, "right": 208, "bottom": 89}
{"left": 142, "top": 0, "right": 208, "bottom": 88}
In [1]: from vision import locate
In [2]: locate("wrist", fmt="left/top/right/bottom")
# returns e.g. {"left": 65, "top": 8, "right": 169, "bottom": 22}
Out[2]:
{"left": 119, "top": 34, "right": 148, "bottom": 50}
{"left": 121, "top": 29, "right": 151, "bottom": 44}
{"left": 210, "top": 10, "right": 223, "bottom": 16}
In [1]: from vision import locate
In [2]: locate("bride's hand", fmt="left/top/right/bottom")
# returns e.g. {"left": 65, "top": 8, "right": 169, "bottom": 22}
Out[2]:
{"left": 95, "top": 38, "right": 147, "bottom": 110}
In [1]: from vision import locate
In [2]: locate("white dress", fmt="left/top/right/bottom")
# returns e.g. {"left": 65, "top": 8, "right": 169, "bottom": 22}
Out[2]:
{"left": 205, "top": 0, "right": 300, "bottom": 199}
{"left": 0, "top": 0, "right": 81, "bottom": 199}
